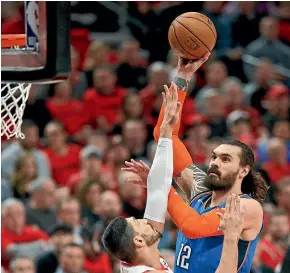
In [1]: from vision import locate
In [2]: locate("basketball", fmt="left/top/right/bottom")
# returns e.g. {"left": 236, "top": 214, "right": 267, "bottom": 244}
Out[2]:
{"left": 168, "top": 12, "right": 217, "bottom": 60}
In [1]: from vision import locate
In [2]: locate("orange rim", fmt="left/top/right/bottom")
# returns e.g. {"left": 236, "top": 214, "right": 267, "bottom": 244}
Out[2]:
{"left": 1, "top": 34, "right": 26, "bottom": 48}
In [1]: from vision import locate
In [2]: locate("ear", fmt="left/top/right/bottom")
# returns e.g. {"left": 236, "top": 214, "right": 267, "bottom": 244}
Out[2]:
{"left": 133, "top": 235, "right": 145, "bottom": 248}
{"left": 240, "top": 165, "right": 250, "bottom": 178}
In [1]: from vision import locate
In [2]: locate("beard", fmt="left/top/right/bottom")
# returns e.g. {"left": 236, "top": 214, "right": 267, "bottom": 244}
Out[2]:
{"left": 204, "top": 165, "right": 239, "bottom": 191}
{"left": 143, "top": 231, "right": 163, "bottom": 246}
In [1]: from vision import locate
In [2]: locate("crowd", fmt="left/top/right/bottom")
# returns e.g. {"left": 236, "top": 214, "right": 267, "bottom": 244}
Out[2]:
{"left": 1, "top": 2, "right": 290, "bottom": 273}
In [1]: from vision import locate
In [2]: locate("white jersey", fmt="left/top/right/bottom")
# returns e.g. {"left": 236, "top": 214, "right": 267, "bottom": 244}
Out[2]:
{"left": 120, "top": 257, "right": 172, "bottom": 273}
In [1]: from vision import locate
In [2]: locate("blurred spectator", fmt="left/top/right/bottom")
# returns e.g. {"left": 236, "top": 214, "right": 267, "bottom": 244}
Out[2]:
{"left": 184, "top": 117, "right": 211, "bottom": 167}
{"left": 1, "top": 199, "right": 48, "bottom": 271}
{"left": 46, "top": 81, "right": 88, "bottom": 143}
{"left": 244, "top": 17, "right": 290, "bottom": 82}
{"left": 223, "top": 77, "right": 261, "bottom": 130}
{"left": 25, "top": 178, "right": 57, "bottom": 233}
{"left": 56, "top": 198, "right": 83, "bottom": 245}
{"left": 201, "top": 89, "right": 228, "bottom": 139}
{"left": 81, "top": 227, "right": 112, "bottom": 273}
{"left": 257, "top": 119, "right": 290, "bottom": 165}
{"left": 122, "top": 120, "right": 148, "bottom": 159}
{"left": 139, "top": 62, "right": 171, "bottom": 124}
{"left": 98, "top": 191, "right": 122, "bottom": 241}
{"left": 83, "top": 41, "right": 110, "bottom": 73}
{"left": 226, "top": 111, "right": 256, "bottom": 147}
{"left": 36, "top": 224, "right": 74, "bottom": 273}
{"left": 245, "top": 59, "right": 275, "bottom": 111}
{"left": 68, "top": 146, "right": 103, "bottom": 194}
{"left": 83, "top": 67, "right": 127, "bottom": 132}
{"left": 10, "top": 153, "right": 37, "bottom": 202}
{"left": 262, "top": 84, "right": 290, "bottom": 131}
{"left": 225, "top": 2, "right": 260, "bottom": 81}
{"left": 256, "top": 210, "right": 289, "bottom": 273}
{"left": 115, "top": 40, "right": 148, "bottom": 90}
{"left": 86, "top": 132, "right": 109, "bottom": 154}
{"left": 104, "top": 142, "right": 130, "bottom": 189}
{"left": 231, "top": 2, "right": 260, "bottom": 49}
{"left": 43, "top": 121, "right": 81, "bottom": 187}
{"left": 77, "top": 181, "right": 102, "bottom": 231}
{"left": 55, "top": 243, "right": 86, "bottom": 273}
{"left": 278, "top": 2, "right": 290, "bottom": 46}
{"left": 1, "top": 120, "right": 51, "bottom": 180}
{"left": 9, "top": 256, "right": 35, "bottom": 273}
{"left": 276, "top": 178, "right": 290, "bottom": 218}
{"left": 195, "top": 61, "right": 228, "bottom": 112}
{"left": 116, "top": 93, "right": 144, "bottom": 125}
{"left": 69, "top": 46, "right": 89, "bottom": 100}
{"left": 202, "top": 1, "right": 232, "bottom": 58}
{"left": 262, "top": 138, "right": 290, "bottom": 185}
{"left": 118, "top": 172, "right": 145, "bottom": 219}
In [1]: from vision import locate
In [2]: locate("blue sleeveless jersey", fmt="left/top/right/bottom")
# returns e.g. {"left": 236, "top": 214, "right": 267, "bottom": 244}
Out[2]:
{"left": 174, "top": 192, "right": 262, "bottom": 273}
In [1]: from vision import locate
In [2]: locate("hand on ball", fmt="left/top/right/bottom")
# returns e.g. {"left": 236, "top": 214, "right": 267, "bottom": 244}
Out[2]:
{"left": 176, "top": 52, "right": 210, "bottom": 81}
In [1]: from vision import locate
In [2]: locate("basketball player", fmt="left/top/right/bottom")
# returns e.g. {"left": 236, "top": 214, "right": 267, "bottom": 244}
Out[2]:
{"left": 123, "top": 56, "right": 268, "bottom": 273}
{"left": 103, "top": 80, "right": 247, "bottom": 273}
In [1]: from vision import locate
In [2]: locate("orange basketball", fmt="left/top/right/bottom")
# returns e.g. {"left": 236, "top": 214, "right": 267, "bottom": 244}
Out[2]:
{"left": 168, "top": 12, "right": 217, "bottom": 60}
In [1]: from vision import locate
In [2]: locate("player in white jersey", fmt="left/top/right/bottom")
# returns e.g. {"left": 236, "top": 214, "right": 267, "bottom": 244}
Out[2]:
{"left": 102, "top": 58, "right": 246, "bottom": 273}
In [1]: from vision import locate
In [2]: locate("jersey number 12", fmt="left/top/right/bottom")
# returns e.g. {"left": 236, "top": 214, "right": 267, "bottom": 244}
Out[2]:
{"left": 176, "top": 243, "right": 191, "bottom": 269}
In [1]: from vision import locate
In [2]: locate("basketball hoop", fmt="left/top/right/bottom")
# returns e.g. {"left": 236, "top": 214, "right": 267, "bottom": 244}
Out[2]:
{"left": 1, "top": 34, "right": 31, "bottom": 139}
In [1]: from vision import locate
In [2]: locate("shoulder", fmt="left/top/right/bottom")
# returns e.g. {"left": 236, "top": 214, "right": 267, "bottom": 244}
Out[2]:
{"left": 240, "top": 197, "right": 263, "bottom": 230}
{"left": 240, "top": 197, "right": 263, "bottom": 215}
{"left": 83, "top": 88, "right": 97, "bottom": 100}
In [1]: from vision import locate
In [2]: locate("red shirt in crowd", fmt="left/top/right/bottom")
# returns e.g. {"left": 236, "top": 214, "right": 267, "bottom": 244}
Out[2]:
{"left": 83, "top": 87, "right": 127, "bottom": 127}
{"left": 262, "top": 162, "right": 290, "bottom": 185}
{"left": 84, "top": 253, "right": 112, "bottom": 273}
{"left": 46, "top": 99, "right": 87, "bottom": 135}
{"left": 258, "top": 236, "right": 286, "bottom": 271}
{"left": 1, "top": 226, "right": 48, "bottom": 270}
{"left": 43, "top": 144, "right": 81, "bottom": 186}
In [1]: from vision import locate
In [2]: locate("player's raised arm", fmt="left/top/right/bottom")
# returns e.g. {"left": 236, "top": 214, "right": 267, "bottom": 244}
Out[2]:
{"left": 143, "top": 82, "right": 181, "bottom": 234}
{"left": 215, "top": 194, "right": 245, "bottom": 273}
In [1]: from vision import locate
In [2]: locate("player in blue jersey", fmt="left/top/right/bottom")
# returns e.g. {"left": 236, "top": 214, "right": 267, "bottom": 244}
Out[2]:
{"left": 104, "top": 74, "right": 245, "bottom": 273}
{"left": 123, "top": 57, "right": 268, "bottom": 273}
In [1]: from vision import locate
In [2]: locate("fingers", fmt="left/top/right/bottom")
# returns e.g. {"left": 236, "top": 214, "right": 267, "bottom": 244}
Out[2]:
{"left": 139, "top": 160, "right": 150, "bottom": 171}
{"left": 230, "top": 193, "right": 236, "bottom": 214}
{"left": 201, "top": 52, "right": 211, "bottom": 62}
{"left": 121, "top": 167, "right": 138, "bottom": 174}
{"left": 176, "top": 102, "right": 182, "bottom": 115}
{"left": 216, "top": 212, "right": 223, "bottom": 220}
{"left": 225, "top": 195, "right": 231, "bottom": 214}
{"left": 235, "top": 195, "right": 241, "bottom": 215}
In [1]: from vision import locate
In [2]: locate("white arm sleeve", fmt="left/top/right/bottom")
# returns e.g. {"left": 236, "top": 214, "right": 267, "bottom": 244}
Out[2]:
{"left": 144, "top": 138, "right": 173, "bottom": 223}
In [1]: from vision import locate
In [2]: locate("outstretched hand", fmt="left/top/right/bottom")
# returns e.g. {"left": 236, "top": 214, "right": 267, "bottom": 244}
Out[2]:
{"left": 217, "top": 193, "right": 245, "bottom": 240}
{"left": 121, "top": 159, "right": 150, "bottom": 188}
{"left": 177, "top": 52, "right": 211, "bottom": 81}
{"left": 161, "top": 82, "right": 181, "bottom": 127}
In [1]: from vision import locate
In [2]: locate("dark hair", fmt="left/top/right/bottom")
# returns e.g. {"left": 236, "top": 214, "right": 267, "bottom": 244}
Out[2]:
{"left": 77, "top": 180, "right": 102, "bottom": 207}
{"left": 59, "top": 242, "right": 85, "bottom": 257}
{"left": 48, "top": 224, "right": 73, "bottom": 237}
{"left": 222, "top": 139, "right": 268, "bottom": 202}
{"left": 102, "top": 216, "right": 136, "bottom": 263}
{"left": 21, "top": 119, "right": 37, "bottom": 131}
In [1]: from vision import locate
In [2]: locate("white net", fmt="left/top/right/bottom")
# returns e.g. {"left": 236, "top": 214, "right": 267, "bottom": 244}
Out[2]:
{"left": 1, "top": 83, "right": 31, "bottom": 139}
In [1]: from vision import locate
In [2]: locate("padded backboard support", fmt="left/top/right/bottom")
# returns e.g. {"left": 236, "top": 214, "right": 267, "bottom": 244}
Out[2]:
{"left": 1, "top": 2, "right": 71, "bottom": 83}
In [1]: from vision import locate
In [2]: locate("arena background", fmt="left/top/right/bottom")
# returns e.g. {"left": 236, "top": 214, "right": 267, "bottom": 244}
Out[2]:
{"left": 1, "top": 1, "right": 290, "bottom": 273}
